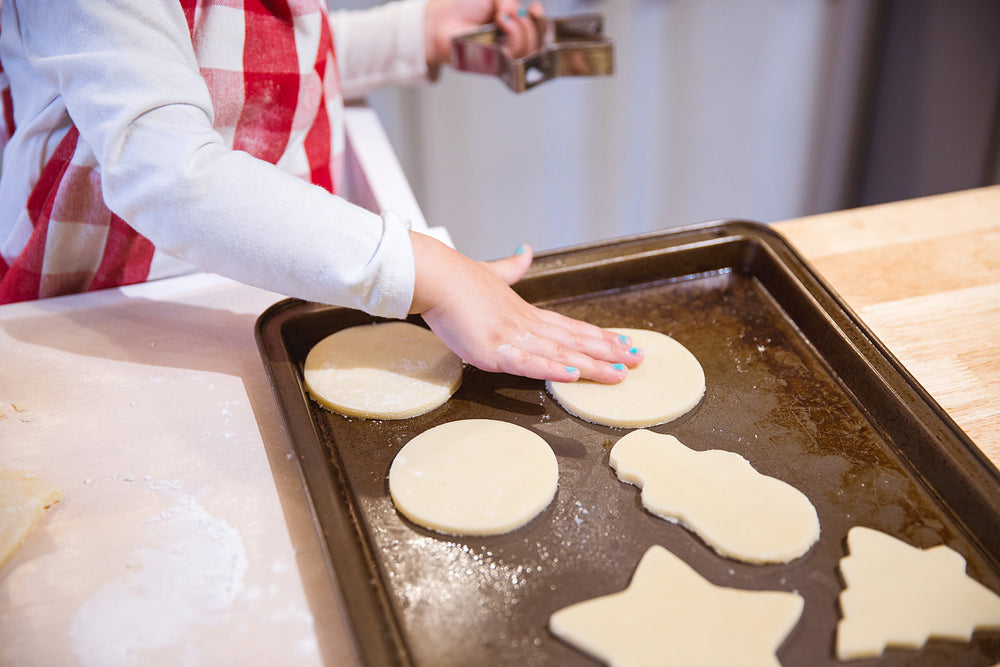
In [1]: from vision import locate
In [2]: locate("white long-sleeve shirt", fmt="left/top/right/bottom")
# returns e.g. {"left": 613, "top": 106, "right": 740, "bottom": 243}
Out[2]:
{"left": 0, "top": 0, "right": 429, "bottom": 316}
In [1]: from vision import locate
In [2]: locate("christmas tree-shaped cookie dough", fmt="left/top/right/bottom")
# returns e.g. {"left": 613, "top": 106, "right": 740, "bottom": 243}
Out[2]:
{"left": 837, "top": 526, "right": 1000, "bottom": 660}
{"left": 550, "top": 545, "right": 804, "bottom": 666}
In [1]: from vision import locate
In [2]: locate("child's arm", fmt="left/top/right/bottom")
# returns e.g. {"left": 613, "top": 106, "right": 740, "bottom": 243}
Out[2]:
{"left": 410, "top": 231, "right": 643, "bottom": 383}
{"left": 4, "top": 0, "right": 417, "bottom": 318}
{"left": 331, "top": 0, "right": 544, "bottom": 99}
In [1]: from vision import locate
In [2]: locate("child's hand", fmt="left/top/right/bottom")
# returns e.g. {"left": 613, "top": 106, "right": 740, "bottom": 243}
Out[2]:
{"left": 409, "top": 232, "right": 644, "bottom": 384}
{"left": 424, "top": 0, "right": 546, "bottom": 67}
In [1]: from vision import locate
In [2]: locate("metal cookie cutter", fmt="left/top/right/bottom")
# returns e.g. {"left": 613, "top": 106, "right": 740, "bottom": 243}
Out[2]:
{"left": 450, "top": 13, "right": 614, "bottom": 92}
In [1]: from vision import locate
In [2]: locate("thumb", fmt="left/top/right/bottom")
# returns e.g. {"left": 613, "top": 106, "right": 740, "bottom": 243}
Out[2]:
{"left": 485, "top": 243, "right": 533, "bottom": 285}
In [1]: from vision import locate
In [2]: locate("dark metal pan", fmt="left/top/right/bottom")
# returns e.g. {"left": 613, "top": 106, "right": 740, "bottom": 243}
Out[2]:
{"left": 255, "top": 220, "right": 1000, "bottom": 666}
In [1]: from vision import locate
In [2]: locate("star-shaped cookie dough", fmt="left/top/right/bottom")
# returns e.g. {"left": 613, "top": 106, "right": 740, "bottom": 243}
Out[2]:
{"left": 837, "top": 526, "right": 1000, "bottom": 660}
{"left": 550, "top": 545, "right": 804, "bottom": 666}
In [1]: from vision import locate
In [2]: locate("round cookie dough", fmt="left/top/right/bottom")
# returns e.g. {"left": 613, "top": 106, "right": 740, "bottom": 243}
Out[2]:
{"left": 303, "top": 321, "right": 462, "bottom": 420}
{"left": 547, "top": 328, "right": 705, "bottom": 428}
{"left": 388, "top": 419, "right": 559, "bottom": 536}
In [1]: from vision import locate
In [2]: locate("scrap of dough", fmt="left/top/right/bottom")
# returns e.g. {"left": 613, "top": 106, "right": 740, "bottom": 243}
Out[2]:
{"left": 303, "top": 321, "right": 462, "bottom": 419}
{"left": 550, "top": 545, "right": 804, "bottom": 667}
{"left": 610, "top": 430, "right": 819, "bottom": 564}
{"left": 389, "top": 419, "right": 559, "bottom": 536}
{"left": 836, "top": 526, "right": 1000, "bottom": 660}
{"left": 1, "top": 470, "right": 62, "bottom": 571}
{"left": 546, "top": 328, "right": 704, "bottom": 428}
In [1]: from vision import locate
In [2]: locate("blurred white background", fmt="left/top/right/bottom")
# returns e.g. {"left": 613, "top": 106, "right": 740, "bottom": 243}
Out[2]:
{"left": 337, "top": 0, "right": 1000, "bottom": 260}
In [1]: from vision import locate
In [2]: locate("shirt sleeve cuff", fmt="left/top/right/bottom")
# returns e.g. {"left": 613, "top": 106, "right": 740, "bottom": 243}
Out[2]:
{"left": 333, "top": 0, "right": 433, "bottom": 100}
{"left": 371, "top": 209, "right": 416, "bottom": 319}
{"left": 396, "top": 0, "right": 433, "bottom": 82}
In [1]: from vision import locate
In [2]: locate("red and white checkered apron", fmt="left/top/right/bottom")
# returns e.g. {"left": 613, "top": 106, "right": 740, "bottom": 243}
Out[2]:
{"left": 0, "top": 0, "right": 344, "bottom": 304}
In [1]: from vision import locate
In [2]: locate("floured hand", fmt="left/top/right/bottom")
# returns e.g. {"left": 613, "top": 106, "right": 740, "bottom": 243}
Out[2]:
{"left": 409, "top": 231, "right": 643, "bottom": 384}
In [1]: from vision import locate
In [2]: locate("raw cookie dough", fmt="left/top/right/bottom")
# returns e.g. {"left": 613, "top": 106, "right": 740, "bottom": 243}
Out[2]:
{"left": 303, "top": 321, "right": 462, "bottom": 419}
{"left": 1, "top": 470, "right": 62, "bottom": 571}
{"left": 610, "top": 430, "right": 819, "bottom": 564}
{"left": 550, "top": 545, "right": 804, "bottom": 667}
{"left": 388, "top": 419, "right": 559, "bottom": 536}
{"left": 546, "top": 328, "right": 704, "bottom": 428}
{"left": 837, "top": 526, "right": 1000, "bottom": 660}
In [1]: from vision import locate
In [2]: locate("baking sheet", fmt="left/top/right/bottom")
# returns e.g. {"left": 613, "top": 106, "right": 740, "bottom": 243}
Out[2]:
{"left": 255, "top": 220, "right": 1000, "bottom": 666}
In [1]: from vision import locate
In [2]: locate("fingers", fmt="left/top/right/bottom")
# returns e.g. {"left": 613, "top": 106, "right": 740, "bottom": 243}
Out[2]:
{"left": 532, "top": 308, "right": 643, "bottom": 367}
{"left": 484, "top": 243, "right": 532, "bottom": 285}
{"left": 496, "top": 332, "right": 633, "bottom": 384}
{"left": 497, "top": 2, "right": 541, "bottom": 58}
{"left": 512, "top": 314, "right": 645, "bottom": 383}
{"left": 495, "top": 343, "right": 584, "bottom": 383}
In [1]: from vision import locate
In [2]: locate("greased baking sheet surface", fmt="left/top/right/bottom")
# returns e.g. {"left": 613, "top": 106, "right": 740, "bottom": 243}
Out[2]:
{"left": 256, "top": 222, "right": 1000, "bottom": 666}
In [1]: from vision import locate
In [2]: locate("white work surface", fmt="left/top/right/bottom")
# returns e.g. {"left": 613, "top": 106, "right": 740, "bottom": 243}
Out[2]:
{"left": 0, "top": 273, "right": 353, "bottom": 666}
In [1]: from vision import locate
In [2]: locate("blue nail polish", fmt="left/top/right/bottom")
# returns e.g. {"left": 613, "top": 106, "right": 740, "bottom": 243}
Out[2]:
{"left": 628, "top": 347, "right": 640, "bottom": 355}
{"left": 565, "top": 366, "right": 578, "bottom": 374}
{"left": 514, "top": 244, "right": 525, "bottom": 255}
{"left": 612, "top": 363, "right": 626, "bottom": 372}
{"left": 517, "top": 7, "right": 528, "bottom": 17}
{"left": 617, "top": 334, "right": 629, "bottom": 344}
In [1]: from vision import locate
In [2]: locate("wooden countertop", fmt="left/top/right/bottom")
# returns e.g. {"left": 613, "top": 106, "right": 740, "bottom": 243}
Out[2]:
{"left": 773, "top": 185, "right": 1000, "bottom": 465}
{"left": 1, "top": 185, "right": 998, "bottom": 665}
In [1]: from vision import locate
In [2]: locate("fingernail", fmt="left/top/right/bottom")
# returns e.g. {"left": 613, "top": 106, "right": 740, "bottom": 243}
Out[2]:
{"left": 514, "top": 244, "right": 525, "bottom": 255}
{"left": 502, "top": 12, "right": 513, "bottom": 22}
{"left": 517, "top": 7, "right": 528, "bottom": 17}
{"left": 565, "top": 366, "right": 578, "bottom": 374}
{"left": 628, "top": 347, "right": 640, "bottom": 355}
{"left": 612, "top": 363, "right": 626, "bottom": 372}
{"left": 617, "top": 334, "right": 631, "bottom": 345}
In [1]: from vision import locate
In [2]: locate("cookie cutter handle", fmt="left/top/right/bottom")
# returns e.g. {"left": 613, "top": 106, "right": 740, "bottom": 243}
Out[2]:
{"left": 450, "top": 13, "right": 614, "bottom": 93}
